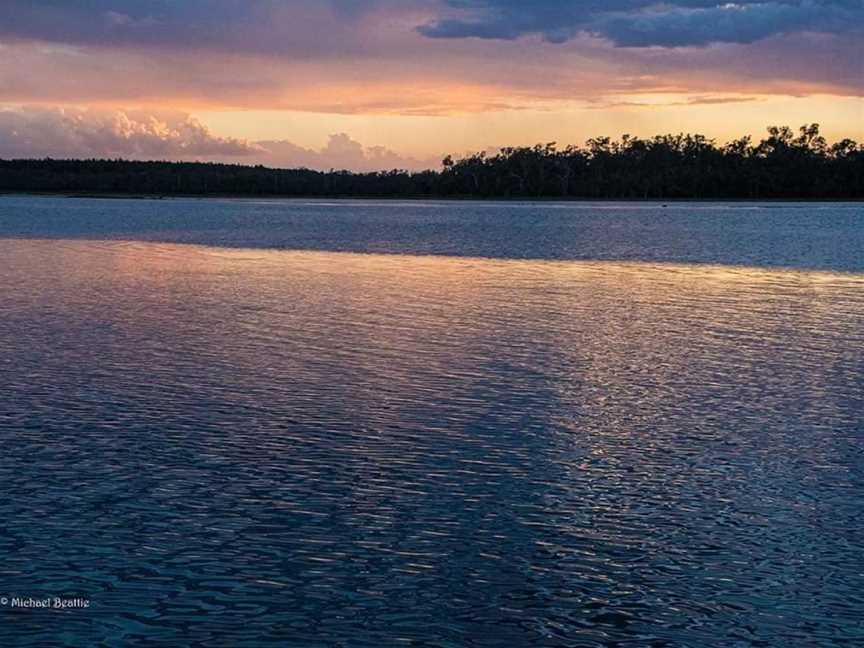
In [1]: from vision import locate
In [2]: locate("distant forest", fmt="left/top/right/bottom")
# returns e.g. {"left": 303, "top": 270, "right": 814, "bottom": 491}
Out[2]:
{"left": 1, "top": 125, "right": 862, "bottom": 199}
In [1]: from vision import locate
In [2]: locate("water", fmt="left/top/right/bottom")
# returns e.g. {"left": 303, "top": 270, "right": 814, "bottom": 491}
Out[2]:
{"left": 1, "top": 196, "right": 863, "bottom": 271}
{"left": 1, "top": 196, "right": 863, "bottom": 646}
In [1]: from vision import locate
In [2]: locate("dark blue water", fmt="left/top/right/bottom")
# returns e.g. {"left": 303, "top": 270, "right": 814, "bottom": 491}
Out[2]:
{"left": 1, "top": 196, "right": 862, "bottom": 271}
{"left": 1, "top": 196, "right": 863, "bottom": 646}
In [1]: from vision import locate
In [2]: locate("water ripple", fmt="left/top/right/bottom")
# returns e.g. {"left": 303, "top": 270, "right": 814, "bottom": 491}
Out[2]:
{"left": 1, "top": 235, "right": 863, "bottom": 646}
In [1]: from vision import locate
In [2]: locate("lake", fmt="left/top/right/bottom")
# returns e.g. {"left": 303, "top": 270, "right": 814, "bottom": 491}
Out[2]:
{"left": 1, "top": 196, "right": 863, "bottom": 646}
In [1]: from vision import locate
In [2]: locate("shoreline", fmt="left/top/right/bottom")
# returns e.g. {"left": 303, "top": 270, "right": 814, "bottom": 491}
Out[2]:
{"left": 2, "top": 191, "right": 862, "bottom": 203}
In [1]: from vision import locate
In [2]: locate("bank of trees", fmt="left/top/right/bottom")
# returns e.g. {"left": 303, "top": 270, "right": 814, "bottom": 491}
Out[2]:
{"left": 1, "top": 125, "right": 861, "bottom": 199}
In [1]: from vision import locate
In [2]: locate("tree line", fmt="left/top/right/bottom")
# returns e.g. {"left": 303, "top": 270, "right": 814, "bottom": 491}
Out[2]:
{"left": 1, "top": 125, "right": 861, "bottom": 199}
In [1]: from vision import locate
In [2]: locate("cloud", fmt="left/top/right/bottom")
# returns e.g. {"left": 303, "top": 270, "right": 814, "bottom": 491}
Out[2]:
{"left": 0, "top": 40, "right": 620, "bottom": 115}
{"left": 0, "top": 1, "right": 403, "bottom": 57}
{"left": 586, "top": 95, "right": 762, "bottom": 109}
{"left": 253, "top": 134, "right": 440, "bottom": 171}
{"left": 0, "top": 107, "right": 438, "bottom": 170}
{"left": 0, "top": 1, "right": 860, "bottom": 122}
{"left": 595, "top": 1, "right": 855, "bottom": 47}
{"left": 419, "top": 1, "right": 864, "bottom": 47}
{"left": 8, "top": 1, "right": 858, "bottom": 53}
{"left": 0, "top": 107, "right": 259, "bottom": 159}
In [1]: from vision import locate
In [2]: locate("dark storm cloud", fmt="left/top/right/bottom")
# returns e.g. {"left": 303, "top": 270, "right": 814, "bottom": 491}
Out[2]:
{"left": 0, "top": 1, "right": 392, "bottom": 54}
{"left": 1, "top": 1, "right": 861, "bottom": 50}
{"left": 419, "top": 1, "right": 864, "bottom": 47}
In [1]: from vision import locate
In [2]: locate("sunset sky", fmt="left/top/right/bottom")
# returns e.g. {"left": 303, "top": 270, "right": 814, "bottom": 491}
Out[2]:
{"left": 0, "top": 1, "right": 861, "bottom": 170}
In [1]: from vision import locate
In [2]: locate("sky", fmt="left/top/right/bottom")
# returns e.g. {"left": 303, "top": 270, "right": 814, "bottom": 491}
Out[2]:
{"left": 0, "top": 0, "right": 861, "bottom": 170}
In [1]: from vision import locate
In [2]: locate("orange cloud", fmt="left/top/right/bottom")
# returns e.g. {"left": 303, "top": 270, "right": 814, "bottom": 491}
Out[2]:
{"left": 0, "top": 106, "right": 439, "bottom": 170}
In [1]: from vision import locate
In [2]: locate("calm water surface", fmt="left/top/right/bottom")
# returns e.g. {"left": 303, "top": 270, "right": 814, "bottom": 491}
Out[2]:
{"left": 1, "top": 196, "right": 863, "bottom": 646}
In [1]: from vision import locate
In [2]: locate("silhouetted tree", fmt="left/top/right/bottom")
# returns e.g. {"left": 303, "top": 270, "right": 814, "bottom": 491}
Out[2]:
{"left": 1, "top": 125, "right": 861, "bottom": 199}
